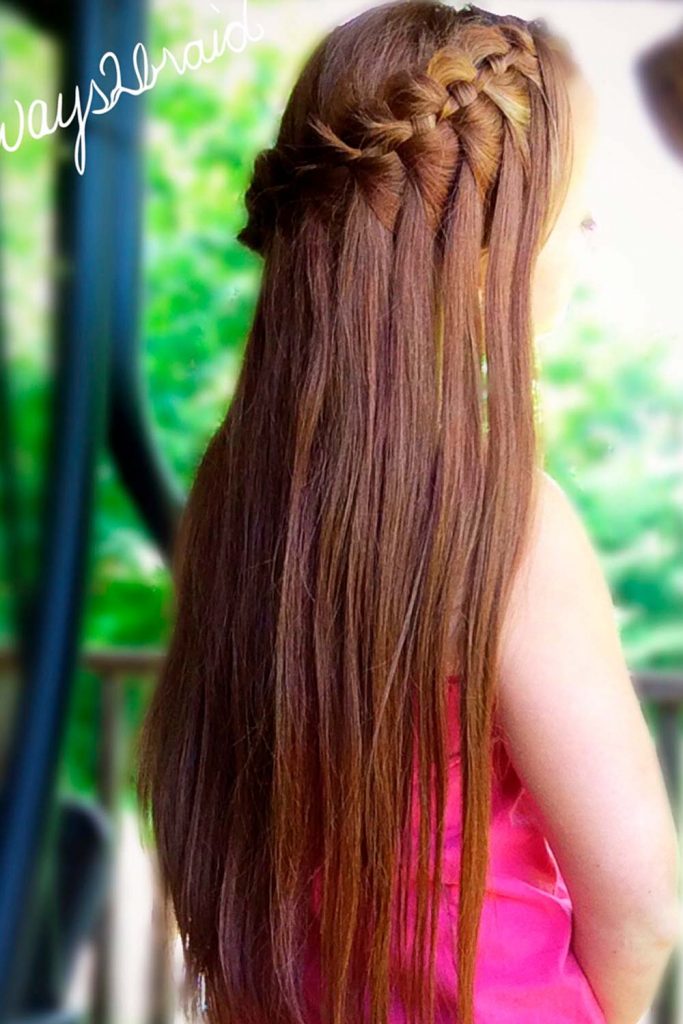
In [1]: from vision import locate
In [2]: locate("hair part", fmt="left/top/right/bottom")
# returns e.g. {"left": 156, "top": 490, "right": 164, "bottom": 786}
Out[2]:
{"left": 136, "top": 4, "right": 577, "bottom": 1024}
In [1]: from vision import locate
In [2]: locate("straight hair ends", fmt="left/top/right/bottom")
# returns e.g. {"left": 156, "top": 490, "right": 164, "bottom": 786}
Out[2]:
{"left": 136, "top": 4, "right": 577, "bottom": 1023}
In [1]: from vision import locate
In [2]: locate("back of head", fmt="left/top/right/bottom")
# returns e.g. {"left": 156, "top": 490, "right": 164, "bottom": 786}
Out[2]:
{"left": 137, "top": 5, "right": 580, "bottom": 1024}
{"left": 239, "top": 0, "right": 575, "bottom": 254}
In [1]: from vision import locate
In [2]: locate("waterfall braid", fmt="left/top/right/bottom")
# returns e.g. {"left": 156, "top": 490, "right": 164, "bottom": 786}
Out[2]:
{"left": 239, "top": 19, "right": 549, "bottom": 252}
{"left": 137, "top": 5, "right": 577, "bottom": 1024}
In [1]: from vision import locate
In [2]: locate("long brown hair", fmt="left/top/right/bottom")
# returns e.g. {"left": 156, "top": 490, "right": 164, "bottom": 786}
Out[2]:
{"left": 136, "top": 4, "right": 576, "bottom": 1023}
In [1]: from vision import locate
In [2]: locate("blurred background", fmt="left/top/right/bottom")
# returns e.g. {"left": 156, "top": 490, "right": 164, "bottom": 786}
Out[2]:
{"left": 0, "top": 1, "right": 681, "bottom": 1023}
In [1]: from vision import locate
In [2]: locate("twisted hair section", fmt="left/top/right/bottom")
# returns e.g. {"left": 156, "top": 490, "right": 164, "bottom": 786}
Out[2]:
{"left": 238, "top": 19, "right": 549, "bottom": 253}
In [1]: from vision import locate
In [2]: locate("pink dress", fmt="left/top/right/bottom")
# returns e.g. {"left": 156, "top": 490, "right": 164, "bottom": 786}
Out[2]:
{"left": 303, "top": 674, "right": 607, "bottom": 1022}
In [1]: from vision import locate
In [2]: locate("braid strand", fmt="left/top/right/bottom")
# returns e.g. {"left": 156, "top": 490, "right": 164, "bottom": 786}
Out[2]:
{"left": 238, "top": 18, "right": 544, "bottom": 252}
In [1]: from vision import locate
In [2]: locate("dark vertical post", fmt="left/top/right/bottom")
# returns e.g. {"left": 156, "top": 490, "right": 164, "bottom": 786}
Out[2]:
{"left": 0, "top": 1, "right": 113, "bottom": 1015}
{"left": 106, "top": 0, "right": 183, "bottom": 559}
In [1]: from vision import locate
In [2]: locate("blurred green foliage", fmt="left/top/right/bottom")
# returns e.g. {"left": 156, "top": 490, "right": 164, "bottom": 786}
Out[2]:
{"left": 0, "top": 3, "right": 680, "bottom": 801}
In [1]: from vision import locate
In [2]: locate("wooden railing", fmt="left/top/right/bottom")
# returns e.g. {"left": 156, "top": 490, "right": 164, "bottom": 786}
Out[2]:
{"left": 0, "top": 647, "right": 175, "bottom": 1024}
{"left": 0, "top": 648, "right": 680, "bottom": 1024}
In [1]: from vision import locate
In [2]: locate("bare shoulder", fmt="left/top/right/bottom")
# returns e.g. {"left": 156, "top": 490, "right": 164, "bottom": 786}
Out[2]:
{"left": 497, "top": 467, "right": 679, "bottom": 933}
{"left": 500, "top": 467, "right": 622, "bottom": 670}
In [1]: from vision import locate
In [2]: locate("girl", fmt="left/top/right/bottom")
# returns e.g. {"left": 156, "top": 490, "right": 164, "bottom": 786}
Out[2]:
{"left": 137, "top": 3, "right": 679, "bottom": 1022}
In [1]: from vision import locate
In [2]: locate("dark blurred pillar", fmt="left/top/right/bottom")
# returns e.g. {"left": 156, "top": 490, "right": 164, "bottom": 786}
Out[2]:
{"left": 0, "top": 0, "right": 183, "bottom": 1017}
{"left": 0, "top": 1, "right": 116, "bottom": 1017}
{"left": 106, "top": 0, "right": 185, "bottom": 559}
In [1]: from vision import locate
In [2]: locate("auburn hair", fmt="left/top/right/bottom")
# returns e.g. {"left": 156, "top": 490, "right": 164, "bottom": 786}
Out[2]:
{"left": 136, "top": 3, "right": 577, "bottom": 1023}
